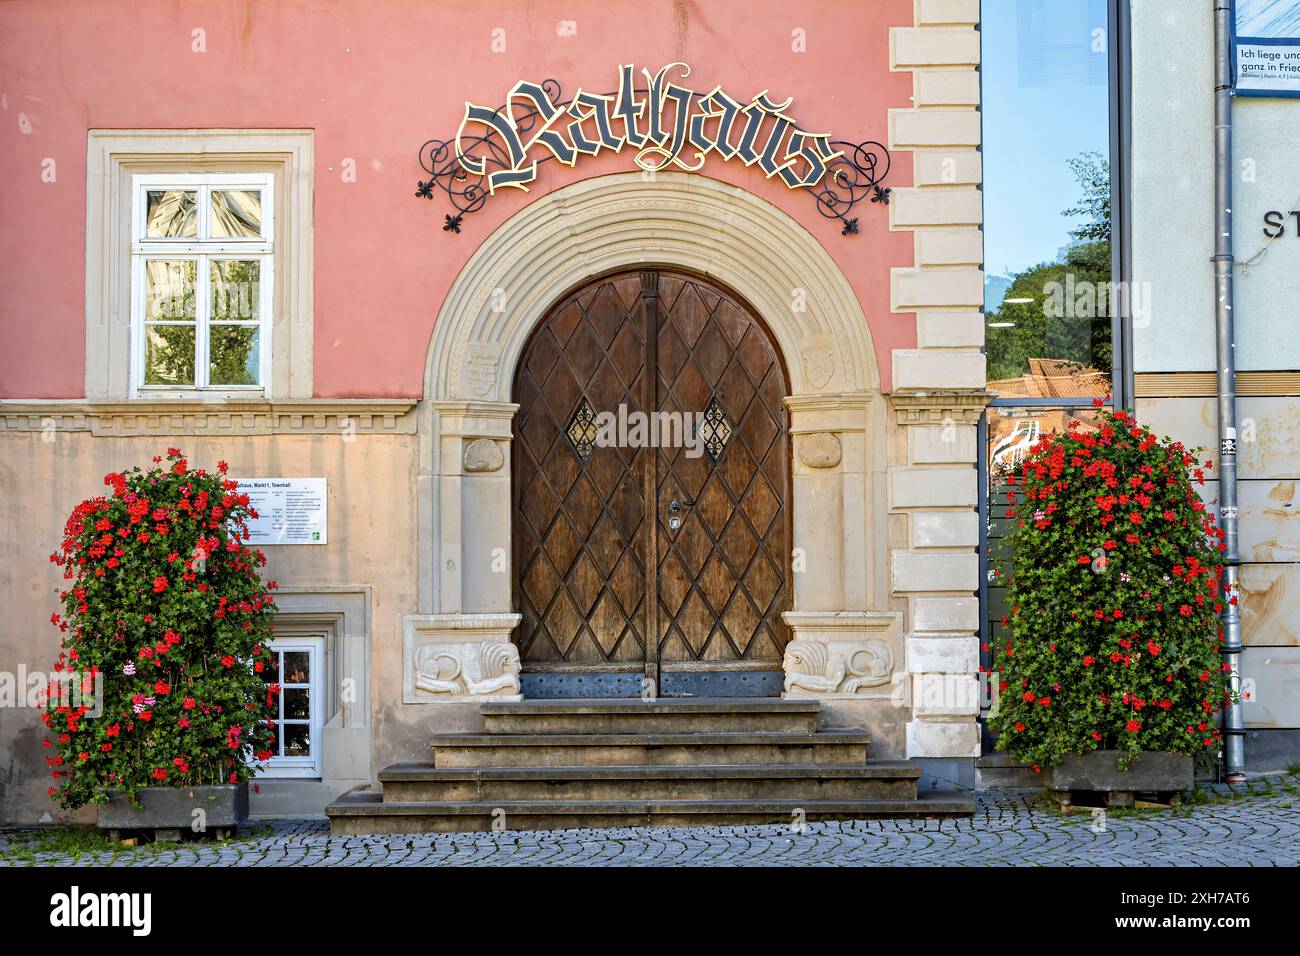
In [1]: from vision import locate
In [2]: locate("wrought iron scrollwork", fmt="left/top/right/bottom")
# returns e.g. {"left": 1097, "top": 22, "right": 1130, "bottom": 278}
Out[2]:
{"left": 814, "top": 140, "right": 892, "bottom": 233}
{"left": 415, "top": 79, "right": 565, "bottom": 220}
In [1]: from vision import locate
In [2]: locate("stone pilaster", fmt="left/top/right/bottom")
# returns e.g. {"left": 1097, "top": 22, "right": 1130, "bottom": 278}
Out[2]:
{"left": 889, "top": 0, "right": 985, "bottom": 393}
{"left": 889, "top": 393, "right": 991, "bottom": 757}
{"left": 779, "top": 393, "right": 904, "bottom": 701}
{"left": 886, "top": 0, "right": 988, "bottom": 759}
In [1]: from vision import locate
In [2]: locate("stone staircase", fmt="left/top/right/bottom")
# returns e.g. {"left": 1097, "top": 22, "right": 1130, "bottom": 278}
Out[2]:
{"left": 325, "top": 699, "right": 974, "bottom": 833}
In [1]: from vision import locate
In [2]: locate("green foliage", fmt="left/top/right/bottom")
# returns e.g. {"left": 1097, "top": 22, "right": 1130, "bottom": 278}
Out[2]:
{"left": 986, "top": 240, "right": 1113, "bottom": 382}
{"left": 1062, "top": 150, "right": 1111, "bottom": 243}
{"left": 45, "top": 449, "right": 278, "bottom": 808}
{"left": 987, "top": 404, "right": 1232, "bottom": 771}
{"left": 986, "top": 151, "right": 1113, "bottom": 384}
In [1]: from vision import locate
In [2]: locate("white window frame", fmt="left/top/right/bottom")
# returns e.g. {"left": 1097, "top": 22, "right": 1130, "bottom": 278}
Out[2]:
{"left": 258, "top": 637, "right": 323, "bottom": 779}
{"left": 129, "top": 172, "right": 275, "bottom": 396}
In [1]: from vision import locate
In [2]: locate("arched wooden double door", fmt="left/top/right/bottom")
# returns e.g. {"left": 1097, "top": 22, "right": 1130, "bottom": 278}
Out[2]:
{"left": 512, "top": 269, "right": 791, "bottom": 695}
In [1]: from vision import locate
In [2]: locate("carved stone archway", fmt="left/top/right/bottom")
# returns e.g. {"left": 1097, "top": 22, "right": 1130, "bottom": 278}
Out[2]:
{"left": 404, "top": 172, "right": 900, "bottom": 704}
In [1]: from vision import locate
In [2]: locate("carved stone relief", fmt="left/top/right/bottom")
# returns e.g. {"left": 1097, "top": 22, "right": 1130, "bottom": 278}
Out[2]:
{"left": 798, "top": 432, "right": 842, "bottom": 469}
{"left": 464, "top": 345, "right": 501, "bottom": 398}
{"left": 402, "top": 613, "right": 523, "bottom": 702}
{"left": 801, "top": 347, "right": 836, "bottom": 389}
{"left": 414, "top": 640, "right": 521, "bottom": 699}
{"left": 782, "top": 638, "right": 896, "bottom": 698}
{"left": 463, "top": 437, "right": 504, "bottom": 473}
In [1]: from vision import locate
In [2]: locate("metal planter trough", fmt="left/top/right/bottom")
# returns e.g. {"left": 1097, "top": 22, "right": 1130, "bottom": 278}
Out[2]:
{"left": 97, "top": 783, "right": 249, "bottom": 842}
{"left": 1042, "top": 751, "right": 1194, "bottom": 809}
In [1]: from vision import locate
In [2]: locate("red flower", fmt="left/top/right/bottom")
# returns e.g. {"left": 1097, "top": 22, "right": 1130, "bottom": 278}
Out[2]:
{"left": 1082, "top": 655, "right": 1095, "bottom": 667}
{"left": 1125, "top": 720, "right": 1142, "bottom": 733}
{"left": 152, "top": 575, "right": 168, "bottom": 593}
{"left": 152, "top": 767, "right": 167, "bottom": 781}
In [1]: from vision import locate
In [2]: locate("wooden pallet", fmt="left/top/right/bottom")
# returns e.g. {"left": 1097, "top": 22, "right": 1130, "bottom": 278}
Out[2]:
{"left": 1048, "top": 789, "right": 1183, "bottom": 811}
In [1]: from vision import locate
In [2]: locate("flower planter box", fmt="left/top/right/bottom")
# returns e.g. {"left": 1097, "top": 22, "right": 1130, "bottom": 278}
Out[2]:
{"left": 1043, "top": 751, "right": 1193, "bottom": 808}
{"left": 97, "top": 783, "right": 248, "bottom": 841}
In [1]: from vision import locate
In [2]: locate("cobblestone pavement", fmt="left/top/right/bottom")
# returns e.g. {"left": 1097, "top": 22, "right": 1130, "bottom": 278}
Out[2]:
{"left": 2, "top": 777, "right": 1298, "bottom": 867}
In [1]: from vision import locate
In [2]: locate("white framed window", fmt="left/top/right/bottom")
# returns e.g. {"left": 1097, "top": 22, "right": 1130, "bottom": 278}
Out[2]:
{"left": 130, "top": 172, "right": 274, "bottom": 395}
{"left": 259, "top": 637, "right": 323, "bottom": 778}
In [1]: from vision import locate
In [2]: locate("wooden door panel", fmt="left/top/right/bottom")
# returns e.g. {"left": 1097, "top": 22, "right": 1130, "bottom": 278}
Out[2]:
{"left": 512, "top": 275, "right": 648, "bottom": 666}
{"left": 512, "top": 269, "right": 791, "bottom": 672}
{"left": 652, "top": 271, "right": 791, "bottom": 667}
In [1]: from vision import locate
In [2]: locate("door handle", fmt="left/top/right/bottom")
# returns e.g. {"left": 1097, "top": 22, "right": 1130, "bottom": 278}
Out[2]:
{"left": 668, "top": 498, "right": 695, "bottom": 513}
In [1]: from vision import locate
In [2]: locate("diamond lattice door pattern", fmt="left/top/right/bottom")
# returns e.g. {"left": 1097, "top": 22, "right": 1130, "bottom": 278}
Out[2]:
{"left": 512, "top": 270, "right": 791, "bottom": 685}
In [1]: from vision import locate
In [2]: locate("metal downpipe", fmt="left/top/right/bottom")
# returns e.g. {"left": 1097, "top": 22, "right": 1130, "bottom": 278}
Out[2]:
{"left": 1213, "top": 0, "right": 1245, "bottom": 783}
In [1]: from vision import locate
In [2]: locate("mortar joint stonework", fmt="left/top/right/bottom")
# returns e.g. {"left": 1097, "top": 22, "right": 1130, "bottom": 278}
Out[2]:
{"left": 884, "top": 0, "right": 985, "bottom": 760}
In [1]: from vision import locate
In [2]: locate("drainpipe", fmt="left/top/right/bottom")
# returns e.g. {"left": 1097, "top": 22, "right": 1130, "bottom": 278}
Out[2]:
{"left": 1213, "top": 0, "right": 1245, "bottom": 783}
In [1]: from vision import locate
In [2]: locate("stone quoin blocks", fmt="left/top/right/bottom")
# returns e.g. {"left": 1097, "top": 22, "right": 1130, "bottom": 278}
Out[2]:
{"left": 889, "top": 4, "right": 988, "bottom": 759}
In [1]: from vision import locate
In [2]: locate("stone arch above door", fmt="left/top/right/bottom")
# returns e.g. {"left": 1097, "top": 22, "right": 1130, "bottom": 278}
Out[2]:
{"left": 408, "top": 171, "right": 900, "bottom": 706}
{"left": 422, "top": 171, "right": 880, "bottom": 402}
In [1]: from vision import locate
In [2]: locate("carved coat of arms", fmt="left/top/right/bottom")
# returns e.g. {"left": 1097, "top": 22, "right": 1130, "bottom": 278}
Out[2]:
{"left": 802, "top": 347, "right": 835, "bottom": 389}
{"left": 465, "top": 348, "right": 500, "bottom": 398}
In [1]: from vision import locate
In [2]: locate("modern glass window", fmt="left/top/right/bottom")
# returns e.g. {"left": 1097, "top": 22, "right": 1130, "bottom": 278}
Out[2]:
{"left": 982, "top": 0, "right": 1115, "bottom": 400}
{"left": 259, "top": 638, "right": 322, "bottom": 778}
{"left": 980, "top": 0, "right": 1125, "bottom": 736}
{"left": 130, "top": 173, "right": 274, "bottom": 394}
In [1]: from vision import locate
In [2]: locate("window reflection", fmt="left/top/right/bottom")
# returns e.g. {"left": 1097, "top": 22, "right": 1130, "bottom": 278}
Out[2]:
{"left": 982, "top": 0, "right": 1113, "bottom": 398}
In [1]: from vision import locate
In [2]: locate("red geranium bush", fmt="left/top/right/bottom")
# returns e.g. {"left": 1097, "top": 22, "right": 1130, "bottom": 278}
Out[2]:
{"left": 988, "top": 402, "right": 1231, "bottom": 771}
{"left": 45, "top": 449, "right": 278, "bottom": 808}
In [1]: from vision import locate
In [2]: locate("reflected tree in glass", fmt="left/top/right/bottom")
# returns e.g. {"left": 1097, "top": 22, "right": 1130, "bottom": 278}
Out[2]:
{"left": 986, "top": 152, "right": 1112, "bottom": 395}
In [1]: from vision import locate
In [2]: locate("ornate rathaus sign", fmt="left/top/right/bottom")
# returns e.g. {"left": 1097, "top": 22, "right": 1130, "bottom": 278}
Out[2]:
{"left": 416, "top": 62, "right": 890, "bottom": 236}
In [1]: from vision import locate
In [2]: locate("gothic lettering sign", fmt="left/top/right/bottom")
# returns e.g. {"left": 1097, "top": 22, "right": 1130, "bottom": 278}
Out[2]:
{"left": 416, "top": 62, "right": 890, "bottom": 236}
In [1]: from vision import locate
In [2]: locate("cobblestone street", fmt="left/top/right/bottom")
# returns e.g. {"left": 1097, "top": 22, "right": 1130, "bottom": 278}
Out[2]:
{"left": 2, "top": 778, "right": 1297, "bottom": 867}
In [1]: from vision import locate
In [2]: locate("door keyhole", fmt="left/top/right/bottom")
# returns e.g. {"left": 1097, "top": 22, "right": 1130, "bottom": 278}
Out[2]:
{"left": 667, "top": 498, "right": 693, "bottom": 531}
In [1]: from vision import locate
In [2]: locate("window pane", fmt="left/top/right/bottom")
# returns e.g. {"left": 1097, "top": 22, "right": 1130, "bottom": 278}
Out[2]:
{"left": 986, "top": 405, "right": 1104, "bottom": 482}
{"left": 283, "top": 688, "right": 310, "bottom": 720}
{"left": 145, "top": 190, "right": 198, "bottom": 238}
{"left": 982, "top": 0, "right": 1113, "bottom": 397}
{"left": 209, "top": 326, "right": 259, "bottom": 386}
{"left": 144, "top": 325, "right": 196, "bottom": 386}
{"left": 984, "top": 406, "right": 1106, "bottom": 682}
{"left": 282, "top": 651, "right": 311, "bottom": 683}
{"left": 210, "top": 189, "right": 263, "bottom": 238}
{"left": 210, "top": 260, "right": 260, "bottom": 321}
{"left": 145, "top": 260, "right": 196, "bottom": 322}
{"left": 260, "top": 653, "right": 280, "bottom": 683}
{"left": 283, "top": 723, "right": 311, "bottom": 757}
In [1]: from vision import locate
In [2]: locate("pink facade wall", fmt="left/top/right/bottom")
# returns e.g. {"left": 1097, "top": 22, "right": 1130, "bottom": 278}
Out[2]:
{"left": 0, "top": 0, "right": 915, "bottom": 398}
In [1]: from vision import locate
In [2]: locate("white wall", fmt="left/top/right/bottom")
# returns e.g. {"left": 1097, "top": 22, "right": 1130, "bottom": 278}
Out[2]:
{"left": 1131, "top": 0, "right": 1300, "bottom": 373}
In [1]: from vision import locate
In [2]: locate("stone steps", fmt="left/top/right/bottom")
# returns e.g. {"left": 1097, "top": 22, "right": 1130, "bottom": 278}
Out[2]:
{"left": 479, "top": 698, "right": 820, "bottom": 734}
{"left": 377, "top": 760, "right": 922, "bottom": 802}
{"left": 429, "top": 730, "right": 872, "bottom": 768}
{"left": 325, "top": 698, "right": 975, "bottom": 833}
{"left": 327, "top": 790, "right": 975, "bottom": 834}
